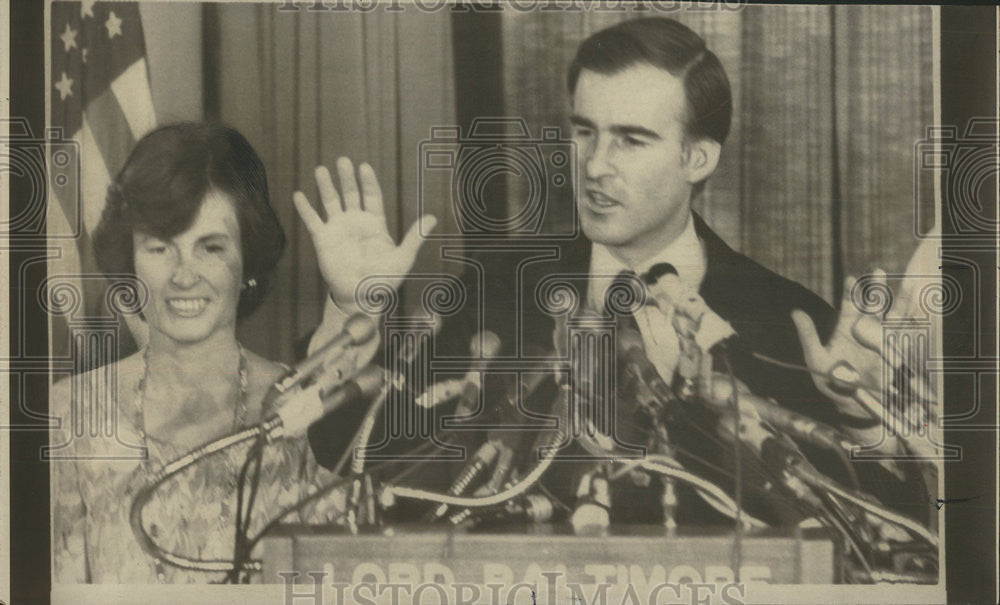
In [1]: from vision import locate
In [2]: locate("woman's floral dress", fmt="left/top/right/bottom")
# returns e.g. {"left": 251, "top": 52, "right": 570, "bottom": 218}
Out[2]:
{"left": 50, "top": 367, "right": 347, "bottom": 584}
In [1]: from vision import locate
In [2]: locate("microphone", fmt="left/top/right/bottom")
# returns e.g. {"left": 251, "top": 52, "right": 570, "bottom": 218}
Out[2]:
{"left": 703, "top": 373, "right": 849, "bottom": 452}
{"left": 477, "top": 344, "right": 555, "bottom": 435}
{"left": 618, "top": 326, "right": 675, "bottom": 407}
{"left": 265, "top": 364, "right": 385, "bottom": 439}
{"left": 458, "top": 349, "right": 555, "bottom": 499}
{"left": 571, "top": 466, "right": 611, "bottom": 535}
{"left": 275, "top": 314, "right": 377, "bottom": 395}
{"left": 715, "top": 407, "right": 826, "bottom": 509}
{"left": 456, "top": 331, "right": 502, "bottom": 415}
{"left": 490, "top": 369, "right": 550, "bottom": 432}
{"left": 469, "top": 494, "right": 555, "bottom": 526}
{"left": 705, "top": 371, "right": 912, "bottom": 481}
{"left": 645, "top": 272, "right": 737, "bottom": 400}
{"left": 414, "top": 331, "right": 502, "bottom": 411}
{"left": 425, "top": 440, "right": 500, "bottom": 521}
{"left": 483, "top": 347, "right": 556, "bottom": 467}
{"left": 703, "top": 373, "right": 835, "bottom": 466}
{"left": 646, "top": 274, "right": 736, "bottom": 354}
{"left": 708, "top": 374, "right": 831, "bottom": 509}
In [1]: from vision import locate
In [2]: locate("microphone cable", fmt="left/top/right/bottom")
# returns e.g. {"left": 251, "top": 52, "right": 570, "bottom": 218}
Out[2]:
{"left": 385, "top": 382, "right": 572, "bottom": 510}
{"left": 802, "top": 466, "right": 938, "bottom": 549}
{"left": 750, "top": 351, "right": 937, "bottom": 424}
{"left": 227, "top": 429, "right": 268, "bottom": 583}
{"left": 702, "top": 352, "right": 856, "bottom": 571}
{"left": 241, "top": 463, "right": 390, "bottom": 563}
{"left": 819, "top": 490, "right": 877, "bottom": 579}
{"left": 131, "top": 368, "right": 383, "bottom": 578}
{"left": 240, "top": 432, "right": 484, "bottom": 566}
{"left": 722, "top": 354, "right": 745, "bottom": 584}
{"left": 622, "top": 356, "right": 880, "bottom": 577}
{"left": 229, "top": 370, "right": 388, "bottom": 581}
{"left": 623, "top": 455, "right": 769, "bottom": 530}
{"left": 241, "top": 430, "right": 492, "bottom": 566}
{"left": 752, "top": 350, "right": 935, "bottom": 399}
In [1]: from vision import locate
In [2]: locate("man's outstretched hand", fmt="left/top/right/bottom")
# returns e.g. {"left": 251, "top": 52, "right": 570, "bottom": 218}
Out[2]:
{"left": 792, "top": 235, "right": 939, "bottom": 423}
{"left": 294, "top": 157, "right": 437, "bottom": 308}
{"left": 792, "top": 273, "right": 892, "bottom": 419}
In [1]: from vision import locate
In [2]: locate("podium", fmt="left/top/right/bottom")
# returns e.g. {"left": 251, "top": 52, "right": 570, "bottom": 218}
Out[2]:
{"left": 261, "top": 524, "right": 838, "bottom": 589}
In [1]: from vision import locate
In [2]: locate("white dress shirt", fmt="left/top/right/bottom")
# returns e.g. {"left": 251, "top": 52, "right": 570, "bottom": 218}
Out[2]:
{"left": 586, "top": 214, "right": 707, "bottom": 382}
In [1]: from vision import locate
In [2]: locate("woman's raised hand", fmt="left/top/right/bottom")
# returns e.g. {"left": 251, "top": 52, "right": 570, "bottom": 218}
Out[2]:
{"left": 294, "top": 157, "right": 437, "bottom": 308}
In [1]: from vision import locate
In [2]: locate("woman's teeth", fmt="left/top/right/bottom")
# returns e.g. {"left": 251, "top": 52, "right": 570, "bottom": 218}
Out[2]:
{"left": 167, "top": 298, "right": 209, "bottom": 316}
{"left": 588, "top": 191, "right": 618, "bottom": 208}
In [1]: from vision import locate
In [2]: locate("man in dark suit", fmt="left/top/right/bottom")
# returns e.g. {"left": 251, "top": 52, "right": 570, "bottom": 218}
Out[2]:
{"left": 296, "top": 18, "right": 928, "bottom": 527}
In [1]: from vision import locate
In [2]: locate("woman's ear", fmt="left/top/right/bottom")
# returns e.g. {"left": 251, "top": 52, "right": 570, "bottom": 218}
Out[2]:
{"left": 684, "top": 137, "right": 722, "bottom": 185}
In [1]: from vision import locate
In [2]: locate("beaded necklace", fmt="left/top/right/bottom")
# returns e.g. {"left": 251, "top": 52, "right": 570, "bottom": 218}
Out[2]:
{"left": 134, "top": 342, "right": 249, "bottom": 581}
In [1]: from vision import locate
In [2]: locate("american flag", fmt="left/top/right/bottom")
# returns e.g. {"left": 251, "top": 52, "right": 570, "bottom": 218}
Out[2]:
{"left": 49, "top": 1, "right": 155, "bottom": 361}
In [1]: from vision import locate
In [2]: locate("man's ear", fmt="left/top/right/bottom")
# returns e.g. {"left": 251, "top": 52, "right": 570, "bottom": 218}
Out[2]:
{"left": 683, "top": 137, "right": 721, "bottom": 185}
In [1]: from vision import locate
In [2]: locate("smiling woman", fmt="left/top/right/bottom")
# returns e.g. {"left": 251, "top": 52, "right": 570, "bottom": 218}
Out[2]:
{"left": 49, "top": 123, "right": 346, "bottom": 583}
{"left": 132, "top": 190, "right": 244, "bottom": 345}
{"left": 93, "top": 123, "right": 284, "bottom": 321}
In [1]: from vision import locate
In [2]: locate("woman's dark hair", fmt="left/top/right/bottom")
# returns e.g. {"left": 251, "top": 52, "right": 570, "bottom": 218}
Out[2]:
{"left": 567, "top": 17, "right": 732, "bottom": 147}
{"left": 92, "top": 122, "right": 285, "bottom": 318}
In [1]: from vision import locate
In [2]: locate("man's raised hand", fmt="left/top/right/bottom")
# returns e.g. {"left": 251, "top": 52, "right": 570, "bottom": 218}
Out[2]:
{"left": 294, "top": 157, "right": 437, "bottom": 309}
{"left": 792, "top": 273, "right": 892, "bottom": 419}
{"left": 793, "top": 231, "right": 942, "bottom": 433}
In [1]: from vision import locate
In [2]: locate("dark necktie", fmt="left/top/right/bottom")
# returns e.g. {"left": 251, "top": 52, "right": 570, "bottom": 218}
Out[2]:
{"left": 642, "top": 262, "right": 678, "bottom": 287}
{"left": 604, "top": 263, "right": 678, "bottom": 324}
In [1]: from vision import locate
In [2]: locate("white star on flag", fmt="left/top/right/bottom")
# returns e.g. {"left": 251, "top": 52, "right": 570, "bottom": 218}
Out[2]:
{"left": 81, "top": 0, "right": 96, "bottom": 19}
{"left": 60, "top": 23, "right": 78, "bottom": 52}
{"left": 105, "top": 11, "right": 122, "bottom": 39}
{"left": 55, "top": 71, "right": 74, "bottom": 100}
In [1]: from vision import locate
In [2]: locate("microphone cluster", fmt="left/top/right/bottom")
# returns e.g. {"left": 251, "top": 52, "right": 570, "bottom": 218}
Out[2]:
{"left": 135, "top": 299, "right": 933, "bottom": 585}
{"left": 616, "top": 272, "right": 937, "bottom": 578}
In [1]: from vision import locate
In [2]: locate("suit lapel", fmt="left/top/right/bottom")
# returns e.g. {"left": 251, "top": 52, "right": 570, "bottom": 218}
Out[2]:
{"left": 692, "top": 212, "right": 755, "bottom": 332}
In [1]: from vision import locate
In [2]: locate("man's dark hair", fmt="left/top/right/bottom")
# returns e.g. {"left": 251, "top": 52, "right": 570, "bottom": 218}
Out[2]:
{"left": 93, "top": 122, "right": 285, "bottom": 319}
{"left": 568, "top": 17, "right": 732, "bottom": 146}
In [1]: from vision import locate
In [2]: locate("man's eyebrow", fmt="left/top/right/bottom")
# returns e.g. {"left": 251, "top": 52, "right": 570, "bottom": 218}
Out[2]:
{"left": 568, "top": 115, "right": 662, "bottom": 140}
{"left": 610, "top": 124, "right": 661, "bottom": 140}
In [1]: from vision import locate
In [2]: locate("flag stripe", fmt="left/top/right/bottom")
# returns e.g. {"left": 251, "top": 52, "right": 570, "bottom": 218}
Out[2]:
{"left": 82, "top": 85, "right": 135, "bottom": 178}
{"left": 78, "top": 119, "right": 113, "bottom": 235}
{"left": 110, "top": 58, "right": 156, "bottom": 139}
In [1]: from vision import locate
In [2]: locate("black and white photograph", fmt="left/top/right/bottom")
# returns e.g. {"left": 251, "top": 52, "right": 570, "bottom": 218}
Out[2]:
{"left": 2, "top": 1, "right": 998, "bottom": 604}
